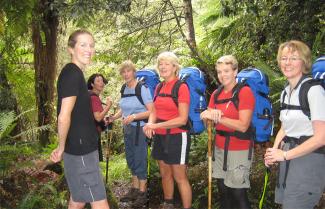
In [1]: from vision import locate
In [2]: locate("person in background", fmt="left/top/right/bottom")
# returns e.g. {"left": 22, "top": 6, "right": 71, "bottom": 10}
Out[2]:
{"left": 143, "top": 51, "right": 192, "bottom": 209}
{"left": 110, "top": 60, "right": 153, "bottom": 208}
{"left": 87, "top": 73, "right": 112, "bottom": 161}
{"left": 200, "top": 55, "right": 255, "bottom": 209}
{"left": 264, "top": 40, "right": 325, "bottom": 209}
{"left": 50, "top": 29, "right": 110, "bottom": 209}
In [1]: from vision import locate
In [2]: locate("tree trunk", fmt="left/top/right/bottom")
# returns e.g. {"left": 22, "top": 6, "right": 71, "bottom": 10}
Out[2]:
{"left": 32, "top": 0, "right": 59, "bottom": 147}
{"left": 182, "top": 0, "right": 217, "bottom": 94}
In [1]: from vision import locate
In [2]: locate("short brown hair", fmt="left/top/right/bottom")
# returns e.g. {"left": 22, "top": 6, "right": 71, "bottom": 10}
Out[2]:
{"left": 118, "top": 60, "right": 137, "bottom": 74}
{"left": 215, "top": 55, "right": 238, "bottom": 70}
{"left": 277, "top": 40, "right": 311, "bottom": 74}
{"left": 68, "top": 29, "right": 93, "bottom": 48}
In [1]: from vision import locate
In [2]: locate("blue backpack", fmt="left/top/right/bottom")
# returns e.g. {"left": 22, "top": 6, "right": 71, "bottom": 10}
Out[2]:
{"left": 214, "top": 67, "right": 273, "bottom": 143}
{"left": 120, "top": 69, "right": 160, "bottom": 105}
{"left": 312, "top": 56, "right": 325, "bottom": 82}
{"left": 155, "top": 67, "right": 207, "bottom": 134}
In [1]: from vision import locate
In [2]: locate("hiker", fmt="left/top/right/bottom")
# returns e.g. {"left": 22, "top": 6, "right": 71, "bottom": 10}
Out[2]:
{"left": 200, "top": 55, "right": 255, "bottom": 209}
{"left": 50, "top": 29, "right": 110, "bottom": 209}
{"left": 87, "top": 73, "right": 112, "bottom": 162}
{"left": 109, "top": 60, "right": 153, "bottom": 207}
{"left": 143, "top": 51, "right": 192, "bottom": 209}
{"left": 264, "top": 40, "right": 325, "bottom": 209}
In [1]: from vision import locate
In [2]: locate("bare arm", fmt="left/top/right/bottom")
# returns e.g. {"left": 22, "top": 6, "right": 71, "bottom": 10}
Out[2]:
{"left": 265, "top": 121, "right": 325, "bottom": 163}
{"left": 123, "top": 102, "right": 154, "bottom": 125}
{"left": 272, "top": 125, "right": 285, "bottom": 149}
{"left": 218, "top": 109, "right": 253, "bottom": 132}
{"left": 93, "top": 97, "right": 112, "bottom": 122}
{"left": 50, "top": 96, "right": 76, "bottom": 162}
{"left": 151, "top": 102, "right": 189, "bottom": 129}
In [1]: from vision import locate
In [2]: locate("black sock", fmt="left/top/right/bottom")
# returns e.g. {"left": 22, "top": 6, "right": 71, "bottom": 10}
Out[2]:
{"left": 164, "top": 199, "right": 174, "bottom": 204}
{"left": 230, "top": 188, "right": 251, "bottom": 209}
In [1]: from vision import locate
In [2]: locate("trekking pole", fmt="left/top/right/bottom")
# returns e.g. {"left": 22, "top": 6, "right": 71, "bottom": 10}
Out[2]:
{"left": 105, "top": 107, "right": 116, "bottom": 184}
{"left": 207, "top": 120, "right": 213, "bottom": 209}
{"left": 259, "top": 167, "right": 270, "bottom": 209}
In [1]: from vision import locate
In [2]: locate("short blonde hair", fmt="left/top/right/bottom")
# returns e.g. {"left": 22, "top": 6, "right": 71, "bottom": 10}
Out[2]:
{"left": 215, "top": 55, "right": 238, "bottom": 70}
{"left": 156, "top": 51, "right": 181, "bottom": 74}
{"left": 277, "top": 40, "right": 311, "bottom": 74}
{"left": 118, "top": 60, "right": 137, "bottom": 74}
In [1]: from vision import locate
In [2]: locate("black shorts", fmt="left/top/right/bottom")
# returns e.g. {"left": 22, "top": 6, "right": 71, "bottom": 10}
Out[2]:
{"left": 152, "top": 132, "right": 191, "bottom": 165}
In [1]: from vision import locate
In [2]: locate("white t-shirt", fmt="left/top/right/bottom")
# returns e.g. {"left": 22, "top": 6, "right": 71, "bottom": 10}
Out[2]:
{"left": 280, "top": 78, "right": 325, "bottom": 138}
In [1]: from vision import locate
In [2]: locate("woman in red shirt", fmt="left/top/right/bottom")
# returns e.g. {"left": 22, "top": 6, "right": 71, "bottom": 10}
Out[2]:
{"left": 143, "top": 51, "right": 192, "bottom": 209}
{"left": 87, "top": 73, "right": 112, "bottom": 161}
{"left": 201, "top": 55, "right": 255, "bottom": 209}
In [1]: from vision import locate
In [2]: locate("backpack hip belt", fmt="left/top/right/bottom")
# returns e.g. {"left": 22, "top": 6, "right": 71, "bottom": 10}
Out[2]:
{"left": 277, "top": 135, "right": 325, "bottom": 189}
{"left": 216, "top": 129, "right": 254, "bottom": 171}
{"left": 156, "top": 118, "right": 189, "bottom": 154}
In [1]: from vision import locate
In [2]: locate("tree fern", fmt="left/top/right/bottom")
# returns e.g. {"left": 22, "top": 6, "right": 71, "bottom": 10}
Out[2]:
{"left": 0, "top": 111, "right": 16, "bottom": 141}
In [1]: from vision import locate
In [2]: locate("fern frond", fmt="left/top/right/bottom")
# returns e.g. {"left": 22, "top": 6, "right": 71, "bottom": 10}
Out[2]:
{"left": 0, "top": 111, "right": 17, "bottom": 140}
{"left": 12, "top": 124, "right": 52, "bottom": 139}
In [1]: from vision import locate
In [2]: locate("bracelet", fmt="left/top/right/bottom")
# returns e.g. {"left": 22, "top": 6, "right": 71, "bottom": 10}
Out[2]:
{"left": 132, "top": 114, "right": 136, "bottom": 120}
{"left": 283, "top": 151, "right": 287, "bottom": 161}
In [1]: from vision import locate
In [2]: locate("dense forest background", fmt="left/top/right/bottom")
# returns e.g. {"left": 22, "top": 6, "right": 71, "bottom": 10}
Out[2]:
{"left": 0, "top": 0, "right": 324, "bottom": 208}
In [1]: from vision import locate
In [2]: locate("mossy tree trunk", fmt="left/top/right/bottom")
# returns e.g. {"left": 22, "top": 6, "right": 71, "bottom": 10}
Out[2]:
{"left": 32, "top": 0, "right": 59, "bottom": 147}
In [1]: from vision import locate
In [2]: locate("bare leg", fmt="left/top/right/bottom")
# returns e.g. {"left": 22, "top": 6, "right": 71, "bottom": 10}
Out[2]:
{"left": 90, "top": 199, "right": 110, "bottom": 209}
{"left": 171, "top": 164, "right": 192, "bottom": 208}
{"left": 68, "top": 196, "right": 85, "bottom": 209}
{"left": 158, "top": 160, "right": 174, "bottom": 200}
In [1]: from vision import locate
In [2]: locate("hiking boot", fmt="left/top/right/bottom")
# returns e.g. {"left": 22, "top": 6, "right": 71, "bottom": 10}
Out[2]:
{"left": 159, "top": 202, "right": 175, "bottom": 209}
{"left": 131, "top": 191, "right": 148, "bottom": 208}
{"left": 120, "top": 187, "right": 139, "bottom": 202}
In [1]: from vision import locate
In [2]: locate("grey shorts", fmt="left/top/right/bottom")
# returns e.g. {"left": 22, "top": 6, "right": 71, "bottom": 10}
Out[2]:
{"left": 212, "top": 146, "right": 252, "bottom": 188}
{"left": 275, "top": 142, "right": 325, "bottom": 209}
{"left": 63, "top": 150, "right": 107, "bottom": 202}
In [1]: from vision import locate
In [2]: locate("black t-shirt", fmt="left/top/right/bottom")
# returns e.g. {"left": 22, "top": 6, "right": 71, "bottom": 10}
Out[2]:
{"left": 57, "top": 63, "right": 98, "bottom": 155}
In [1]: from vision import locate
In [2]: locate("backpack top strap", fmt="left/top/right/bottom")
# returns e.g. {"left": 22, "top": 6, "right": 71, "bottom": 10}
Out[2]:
{"left": 214, "top": 83, "right": 245, "bottom": 110}
{"left": 135, "top": 82, "right": 144, "bottom": 105}
{"left": 298, "top": 79, "right": 324, "bottom": 120}
{"left": 153, "top": 82, "right": 164, "bottom": 101}
{"left": 231, "top": 82, "right": 245, "bottom": 109}
{"left": 170, "top": 80, "right": 184, "bottom": 107}
{"left": 120, "top": 82, "right": 145, "bottom": 106}
{"left": 120, "top": 83, "right": 127, "bottom": 97}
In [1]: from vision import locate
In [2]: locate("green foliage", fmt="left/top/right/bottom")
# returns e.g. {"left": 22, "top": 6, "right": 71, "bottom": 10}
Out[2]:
{"left": 101, "top": 153, "right": 131, "bottom": 182}
{"left": 0, "top": 111, "right": 16, "bottom": 140}
{"left": 17, "top": 181, "right": 68, "bottom": 209}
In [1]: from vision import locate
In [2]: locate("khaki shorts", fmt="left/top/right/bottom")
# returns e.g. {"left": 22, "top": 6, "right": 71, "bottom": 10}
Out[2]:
{"left": 212, "top": 146, "right": 253, "bottom": 188}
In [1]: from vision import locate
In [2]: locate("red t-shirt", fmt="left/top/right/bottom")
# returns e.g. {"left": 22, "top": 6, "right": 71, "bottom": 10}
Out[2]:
{"left": 90, "top": 93, "right": 104, "bottom": 132}
{"left": 208, "top": 86, "right": 255, "bottom": 150}
{"left": 154, "top": 78, "right": 190, "bottom": 135}
{"left": 90, "top": 94, "right": 103, "bottom": 113}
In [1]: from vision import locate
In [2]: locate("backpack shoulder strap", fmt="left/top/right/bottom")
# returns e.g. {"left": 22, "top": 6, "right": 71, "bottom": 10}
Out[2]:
{"left": 170, "top": 80, "right": 184, "bottom": 107}
{"left": 299, "top": 79, "right": 324, "bottom": 119}
{"left": 135, "top": 82, "right": 145, "bottom": 105}
{"left": 120, "top": 83, "right": 127, "bottom": 97}
{"left": 213, "top": 85, "right": 224, "bottom": 104}
{"left": 231, "top": 82, "right": 245, "bottom": 109}
{"left": 153, "top": 82, "right": 164, "bottom": 101}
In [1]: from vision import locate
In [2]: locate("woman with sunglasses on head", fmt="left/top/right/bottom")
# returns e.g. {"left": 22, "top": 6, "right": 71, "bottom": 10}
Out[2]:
{"left": 87, "top": 73, "right": 112, "bottom": 161}
{"left": 143, "top": 51, "right": 192, "bottom": 209}
{"left": 264, "top": 40, "right": 325, "bottom": 209}
{"left": 200, "top": 55, "right": 255, "bottom": 209}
